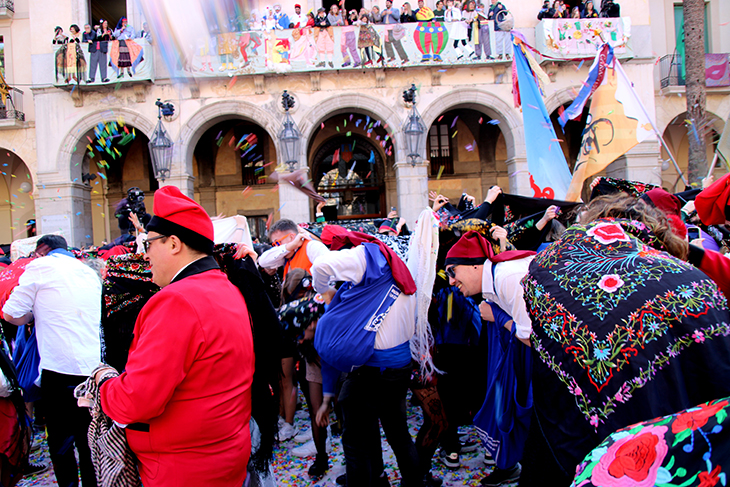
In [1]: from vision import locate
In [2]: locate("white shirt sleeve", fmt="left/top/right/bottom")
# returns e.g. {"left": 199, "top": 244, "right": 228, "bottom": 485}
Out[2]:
{"left": 257, "top": 245, "right": 290, "bottom": 269}
{"left": 306, "top": 240, "right": 330, "bottom": 264}
{"left": 495, "top": 268, "right": 533, "bottom": 340}
{"left": 311, "top": 247, "right": 366, "bottom": 293}
{"left": 2, "top": 263, "right": 40, "bottom": 319}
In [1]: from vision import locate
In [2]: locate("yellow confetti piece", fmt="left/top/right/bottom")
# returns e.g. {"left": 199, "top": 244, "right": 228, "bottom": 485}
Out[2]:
{"left": 446, "top": 292, "right": 453, "bottom": 322}
{"left": 451, "top": 130, "right": 458, "bottom": 138}
{"left": 10, "top": 174, "right": 15, "bottom": 178}
{"left": 436, "top": 165, "right": 445, "bottom": 180}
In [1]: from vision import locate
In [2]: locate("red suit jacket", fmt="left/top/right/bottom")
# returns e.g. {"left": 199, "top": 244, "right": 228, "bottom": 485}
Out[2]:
{"left": 101, "top": 257, "right": 255, "bottom": 486}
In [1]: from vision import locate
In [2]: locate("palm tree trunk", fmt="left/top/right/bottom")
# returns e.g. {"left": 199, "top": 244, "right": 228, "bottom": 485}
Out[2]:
{"left": 683, "top": 0, "right": 707, "bottom": 186}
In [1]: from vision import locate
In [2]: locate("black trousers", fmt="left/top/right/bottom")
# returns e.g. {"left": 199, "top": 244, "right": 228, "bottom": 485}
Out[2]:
{"left": 41, "top": 370, "right": 97, "bottom": 487}
{"left": 339, "top": 364, "right": 422, "bottom": 487}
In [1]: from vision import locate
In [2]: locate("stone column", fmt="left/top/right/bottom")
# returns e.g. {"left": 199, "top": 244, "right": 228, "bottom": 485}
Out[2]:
{"left": 394, "top": 160, "right": 429, "bottom": 227}
{"left": 36, "top": 182, "right": 93, "bottom": 248}
{"left": 278, "top": 176, "right": 310, "bottom": 223}
{"left": 505, "top": 156, "right": 531, "bottom": 196}
{"left": 605, "top": 141, "right": 663, "bottom": 187}
{"left": 160, "top": 175, "right": 196, "bottom": 199}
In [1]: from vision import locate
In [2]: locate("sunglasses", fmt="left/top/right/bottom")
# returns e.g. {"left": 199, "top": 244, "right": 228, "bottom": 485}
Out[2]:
{"left": 272, "top": 234, "right": 293, "bottom": 247}
{"left": 143, "top": 235, "right": 166, "bottom": 252}
{"left": 445, "top": 266, "right": 457, "bottom": 279}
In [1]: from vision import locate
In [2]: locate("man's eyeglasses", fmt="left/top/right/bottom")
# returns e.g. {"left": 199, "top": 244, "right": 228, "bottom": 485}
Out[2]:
{"left": 445, "top": 266, "right": 457, "bottom": 279}
{"left": 272, "top": 235, "right": 292, "bottom": 247}
{"left": 143, "top": 235, "right": 166, "bottom": 252}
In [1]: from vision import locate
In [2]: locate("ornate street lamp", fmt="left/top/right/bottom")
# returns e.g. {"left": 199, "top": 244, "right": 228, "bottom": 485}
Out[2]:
{"left": 148, "top": 98, "right": 175, "bottom": 182}
{"left": 402, "top": 84, "right": 425, "bottom": 167}
{"left": 279, "top": 91, "right": 301, "bottom": 172}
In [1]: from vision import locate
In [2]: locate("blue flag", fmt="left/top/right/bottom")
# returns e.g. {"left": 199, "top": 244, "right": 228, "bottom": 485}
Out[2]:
{"left": 514, "top": 41, "right": 572, "bottom": 200}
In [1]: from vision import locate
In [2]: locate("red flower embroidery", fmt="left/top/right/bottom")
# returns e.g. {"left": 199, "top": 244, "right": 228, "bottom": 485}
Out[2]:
{"left": 607, "top": 432, "right": 659, "bottom": 482}
{"left": 671, "top": 401, "right": 729, "bottom": 434}
{"left": 586, "top": 222, "right": 630, "bottom": 245}
{"left": 698, "top": 466, "right": 722, "bottom": 487}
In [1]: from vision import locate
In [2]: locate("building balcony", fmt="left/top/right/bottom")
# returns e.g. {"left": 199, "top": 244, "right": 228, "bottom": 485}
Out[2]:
{"left": 39, "top": 23, "right": 516, "bottom": 87}
{"left": 46, "top": 38, "right": 154, "bottom": 88}
{"left": 0, "top": 0, "right": 14, "bottom": 20}
{"left": 534, "top": 17, "right": 637, "bottom": 61}
{"left": 659, "top": 52, "right": 730, "bottom": 93}
{"left": 0, "top": 87, "right": 25, "bottom": 129}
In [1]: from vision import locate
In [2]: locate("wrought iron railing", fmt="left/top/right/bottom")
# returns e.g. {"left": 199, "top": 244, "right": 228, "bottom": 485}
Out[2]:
{"left": 0, "top": 87, "right": 24, "bottom": 121}
{"left": 659, "top": 53, "right": 684, "bottom": 88}
{"left": 0, "top": 0, "right": 14, "bottom": 13}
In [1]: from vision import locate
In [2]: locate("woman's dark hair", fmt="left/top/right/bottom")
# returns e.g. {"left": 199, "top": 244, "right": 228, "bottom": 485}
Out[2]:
{"left": 580, "top": 193, "right": 689, "bottom": 260}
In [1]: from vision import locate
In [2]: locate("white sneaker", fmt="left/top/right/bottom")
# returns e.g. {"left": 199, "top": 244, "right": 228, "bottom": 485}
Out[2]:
{"left": 277, "top": 422, "right": 297, "bottom": 441}
{"left": 294, "top": 428, "right": 313, "bottom": 443}
{"left": 291, "top": 438, "right": 332, "bottom": 457}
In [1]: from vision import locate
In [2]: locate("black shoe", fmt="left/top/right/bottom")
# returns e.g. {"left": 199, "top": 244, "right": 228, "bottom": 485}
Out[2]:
{"left": 425, "top": 472, "right": 443, "bottom": 487}
{"left": 439, "top": 449, "right": 459, "bottom": 469}
{"left": 481, "top": 463, "right": 521, "bottom": 486}
{"left": 22, "top": 461, "right": 50, "bottom": 477}
{"left": 87, "top": 79, "right": 94, "bottom": 83}
{"left": 336, "top": 473, "right": 346, "bottom": 486}
{"left": 308, "top": 457, "right": 329, "bottom": 478}
{"left": 102, "top": 78, "right": 110, "bottom": 82}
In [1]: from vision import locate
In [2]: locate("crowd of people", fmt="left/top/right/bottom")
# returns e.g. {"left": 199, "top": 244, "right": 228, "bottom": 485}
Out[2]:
{"left": 0, "top": 172, "right": 727, "bottom": 487}
{"left": 536, "top": 0, "right": 619, "bottom": 19}
{"left": 54, "top": 17, "right": 150, "bottom": 84}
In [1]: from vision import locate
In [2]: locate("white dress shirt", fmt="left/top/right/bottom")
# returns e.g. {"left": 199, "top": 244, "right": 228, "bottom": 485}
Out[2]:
{"left": 3, "top": 253, "right": 102, "bottom": 376}
{"left": 481, "top": 256, "right": 534, "bottom": 340}
{"left": 258, "top": 238, "right": 329, "bottom": 271}
{"left": 311, "top": 245, "right": 415, "bottom": 349}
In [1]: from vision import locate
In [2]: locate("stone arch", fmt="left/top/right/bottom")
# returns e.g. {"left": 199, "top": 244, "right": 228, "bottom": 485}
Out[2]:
{"left": 543, "top": 86, "right": 582, "bottom": 115}
{"left": 657, "top": 107, "right": 726, "bottom": 138}
{"left": 298, "top": 93, "right": 404, "bottom": 165}
{"left": 419, "top": 89, "right": 524, "bottom": 161}
{"left": 57, "top": 107, "right": 156, "bottom": 181}
{"left": 177, "top": 100, "right": 282, "bottom": 178}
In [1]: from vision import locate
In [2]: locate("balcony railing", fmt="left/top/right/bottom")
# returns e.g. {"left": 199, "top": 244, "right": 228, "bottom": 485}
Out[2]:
{"left": 534, "top": 17, "right": 633, "bottom": 60}
{"left": 659, "top": 52, "right": 730, "bottom": 89}
{"left": 0, "top": 87, "right": 24, "bottom": 122}
{"left": 0, "top": 0, "right": 14, "bottom": 19}
{"left": 52, "top": 38, "right": 154, "bottom": 87}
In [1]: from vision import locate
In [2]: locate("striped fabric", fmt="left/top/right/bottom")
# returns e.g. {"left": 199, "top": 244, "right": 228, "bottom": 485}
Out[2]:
{"left": 74, "top": 365, "right": 142, "bottom": 487}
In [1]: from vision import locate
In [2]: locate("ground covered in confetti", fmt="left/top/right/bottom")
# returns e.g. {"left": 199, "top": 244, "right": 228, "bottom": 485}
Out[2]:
{"left": 19, "top": 392, "right": 499, "bottom": 486}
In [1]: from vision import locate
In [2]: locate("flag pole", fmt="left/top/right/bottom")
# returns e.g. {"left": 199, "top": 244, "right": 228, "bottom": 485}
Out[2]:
{"left": 613, "top": 57, "right": 689, "bottom": 187}
{"left": 705, "top": 152, "right": 719, "bottom": 180}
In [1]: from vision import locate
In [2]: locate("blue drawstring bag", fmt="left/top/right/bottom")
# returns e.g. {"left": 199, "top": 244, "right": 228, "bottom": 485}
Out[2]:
{"left": 474, "top": 319, "right": 533, "bottom": 470}
{"left": 12, "top": 326, "right": 41, "bottom": 403}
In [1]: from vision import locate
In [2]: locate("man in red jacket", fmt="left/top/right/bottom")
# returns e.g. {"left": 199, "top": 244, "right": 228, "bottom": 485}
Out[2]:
{"left": 691, "top": 173, "right": 730, "bottom": 299}
{"left": 97, "top": 186, "right": 255, "bottom": 486}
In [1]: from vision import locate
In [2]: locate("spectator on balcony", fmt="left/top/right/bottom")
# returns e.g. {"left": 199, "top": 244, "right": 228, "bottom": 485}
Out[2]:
{"left": 415, "top": 0, "right": 434, "bottom": 20}
{"left": 137, "top": 22, "right": 152, "bottom": 42}
{"left": 328, "top": 4, "right": 345, "bottom": 26}
{"left": 66, "top": 25, "right": 87, "bottom": 83}
{"left": 314, "top": 8, "right": 335, "bottom": 67}
{"left": 382, "top": 0, "right": 401, "bottom": 24}
{"left": 53, "top": 26, "right": 67, "bottom": 44}
{"left": 488, "top": 0, "right": 511, "bottom": 59}
{"left": 446, "top": 0, "right": 469, "bottom": 60}
{"left": 306, "top": 11, "right": 316, "bottom": 27}
{"left": 536, "top": 0, "right": 550, "bottom": 19}
{"left": 358, "top": 14, "right": 380, "bottom": 66}
{"left": 433, "top": 0, "right": 446, "bottom": 21}
{"left": 85, "top": 23, "right": 109, "bottom": 83}
{"left": 462, "top": 0, "right": 479, "bottom": 59}
{"left": 400, "top": 3, "right": 417, "bottom": 22}
{"left": 473, "top": 4, "right": 492, "bottom": 60}
{"left": 292, "top": 4, "right": 307, "bottom": 28}
{"left": 581, "top": 0, "right": 598, "bottom": 17}
{"left": 600, "top": 0, "right": 620, "bottom": 17}
{"left": 369, "top": 6, "right": 383, "bottom": 24}
{"left": 95, "top": 19, "right": 113, "bottom": 41}
{"left": 570, "top": 6, "right": 580, "bottom": 18}
{"left": 113, "top": 17, "right": 136, "bottom": 40}
{"left": 111, "top": 18, "right": 143, "bottom": 79}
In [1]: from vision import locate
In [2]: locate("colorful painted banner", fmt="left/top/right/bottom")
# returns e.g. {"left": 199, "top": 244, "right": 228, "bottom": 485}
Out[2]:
{"left": 706, "top": 53, "right": 730, "bottom": 88}
{"left": 53, "top": 39, "right": 155, "bottom": 86}
{"left": 535, "top": 18, "right": 632, "bottom": 59}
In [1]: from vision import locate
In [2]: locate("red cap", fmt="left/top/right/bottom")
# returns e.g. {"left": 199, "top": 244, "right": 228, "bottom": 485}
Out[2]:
{"left": 695, "top": 173, "right": 730, "bottom": 226}
{"left": 445, "top": 231, "right": 535, "bottom": 266}
{"left": 321, "top": 225, "right": 349, "bottom": 246}
{"left": 640, "top": 188, "right": 687, "bottom": 239}
{"left": 147, "top": 186, "right": 214, "bottom": 253}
